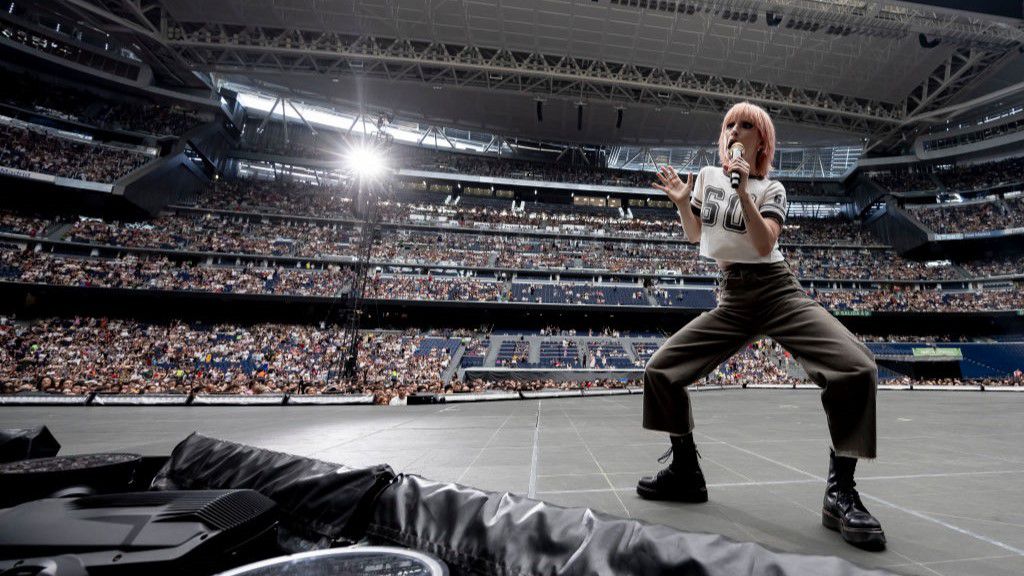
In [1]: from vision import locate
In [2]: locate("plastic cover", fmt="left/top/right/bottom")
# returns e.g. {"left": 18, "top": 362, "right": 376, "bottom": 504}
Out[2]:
{"left": 366, "top": 474, "right": 894, "bottom": 576}
{"left": 151, "top": 433, "right": 395, "bottom": 547}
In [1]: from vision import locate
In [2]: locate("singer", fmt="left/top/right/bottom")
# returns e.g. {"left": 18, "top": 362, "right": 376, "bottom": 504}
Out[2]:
{"left": 639, "top": 102, "right": 886, "bottom": 550}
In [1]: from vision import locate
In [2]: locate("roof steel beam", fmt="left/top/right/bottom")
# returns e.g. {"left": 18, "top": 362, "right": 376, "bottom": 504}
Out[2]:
{"left": 165, "top": 26, "right": 904, "bottom": 135}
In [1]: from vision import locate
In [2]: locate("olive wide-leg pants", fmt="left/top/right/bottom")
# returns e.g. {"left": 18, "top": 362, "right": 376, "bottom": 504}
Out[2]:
{"left": 643, "top": 261, "right": 878, "bottom": 459}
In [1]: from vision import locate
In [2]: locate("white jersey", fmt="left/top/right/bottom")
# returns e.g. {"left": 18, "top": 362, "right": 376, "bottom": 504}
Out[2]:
{"left": 688, "top": 166, "right": 787, "bottom": 264}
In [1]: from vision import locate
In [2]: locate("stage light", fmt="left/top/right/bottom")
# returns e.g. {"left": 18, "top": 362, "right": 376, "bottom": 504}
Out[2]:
{"left": 345, "top": 145, "right": 386, "bottom": 178}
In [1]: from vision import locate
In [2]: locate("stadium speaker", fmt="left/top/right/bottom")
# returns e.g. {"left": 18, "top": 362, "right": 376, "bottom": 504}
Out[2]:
{"left": 616, "top": 108, "right": 623, "bottom": 129}
{"left": 577, "top": 104, "right": 583, "bottom": 131}
{"left": 918, "top": 33, "right": 941, "bottom": 48}
{"left": 0, "top": 425, "right": 60, "bottom": 463}
{"left": 0, "top": 452, "right": 141, "bottom": 508}
{"left": 536, "top": 100, "right": 543, "bottom": 122}
{"left": 217, "top": 547, "right": 447, "bottom": 576}
{"left": 0, "top": 490, "right": 279, "bottom": 576}
{"left": 766, "top": 11, "right": 783, "bottom": 26}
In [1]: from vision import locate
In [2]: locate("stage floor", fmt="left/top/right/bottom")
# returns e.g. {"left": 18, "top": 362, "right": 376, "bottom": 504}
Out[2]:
{"left": 4, "top": 390, "right": 1023, "bottom": 575}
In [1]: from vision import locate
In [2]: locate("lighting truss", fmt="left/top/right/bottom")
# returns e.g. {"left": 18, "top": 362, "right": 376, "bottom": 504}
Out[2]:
{"left": 164, "top": 24, "right": 902, "bottom": 136}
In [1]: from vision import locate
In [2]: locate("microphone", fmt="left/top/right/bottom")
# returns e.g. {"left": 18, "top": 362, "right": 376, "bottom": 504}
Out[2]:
{"left": 729, "top": 142, "right": 745, "bottom": 189}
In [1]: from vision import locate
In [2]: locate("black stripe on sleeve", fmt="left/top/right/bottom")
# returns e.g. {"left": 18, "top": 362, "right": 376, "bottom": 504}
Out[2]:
{"left": 761, "top": 211, "right": 785, "bottom": 225}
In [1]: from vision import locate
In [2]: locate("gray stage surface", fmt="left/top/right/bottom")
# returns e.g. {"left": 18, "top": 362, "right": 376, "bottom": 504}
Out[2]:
{"left": 3, "top": 390, "right": 1023, "bottom": 575}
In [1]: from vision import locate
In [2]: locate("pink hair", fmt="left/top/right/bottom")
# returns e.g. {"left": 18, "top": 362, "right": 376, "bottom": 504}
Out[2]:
{"left": 718, "top": 102, "right": 776, "bottom": 177}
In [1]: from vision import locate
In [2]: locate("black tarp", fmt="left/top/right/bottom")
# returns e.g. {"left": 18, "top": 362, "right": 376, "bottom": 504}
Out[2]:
{"left": 366, "top": 474, "right": 895, "bottom": 576}
{"left": 0, "top": 425, "right": 61, "bottom": 463}
{"left": 150, "top": 433, "right": 395, "bottom": 549}
{"left": 150, "top": 434, "right": 894, "bottom": 575}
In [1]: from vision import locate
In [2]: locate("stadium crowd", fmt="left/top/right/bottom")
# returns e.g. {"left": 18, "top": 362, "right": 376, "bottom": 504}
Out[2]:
{"left": 67, "top": 214, "right": 360, "bottom": 258}
{"left": 0, "top": 124, "right": 151, "bottom": 182}
{"left": 405, "top": 147, "right": 655, "bottom": 187}
{"left": 1, "top": 76, "right": 205, "bottom": 136}
{"left": 958, "top": 253, "right": 1024, "bottom": 278}
{"left": 0, "top": 213, "right": 49, "bottom": 237}
{"left": 0, "top": 318, "right": 460, "bottom": 402}
{"left": 4, "top": 317, "right": 1021, "bottom": 401}
{"left": 699, "top": 339, "right": 805, "bottom": 387}
{"left": 365, "top": 275, "right": 507, "bottom": 302}
{"left": 809, "top": 286, "right": 1024, "bottom": 312}
{"left": 924, "top": 116, "right": 1024, "bottom": 151}
{"left": 867, "top": 167, "right": 937, "bottom": 192}
{"left": 6, "top": 243, "right": 1024, "bottom": 311}
{"left": 935, "top": 156, "right": 1024, "bottom": 192}
{"left": 885, "top": 376, "right": 1024, "bottom": 388}
{"left": 911, "top": 198, "right": 1024, "bottom": 234}
{"left": 1, "top": 248, "right": 354, "bottom": 297}
{"left": 28, "top": 206, "right": 1024, "bottom": 279}
{"left": 186, "top": 180, "right": 356, "bottom": 217}
{"left": 184, "top": 177, "right": 876, "bottom": 244}
{"left": 785, "top": 247, "right": 957, "bottom": 281}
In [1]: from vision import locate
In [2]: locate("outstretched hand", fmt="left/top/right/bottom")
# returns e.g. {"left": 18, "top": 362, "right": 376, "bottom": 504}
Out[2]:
{"left": 652, "top": 165, "right": 693, "bottom": 208}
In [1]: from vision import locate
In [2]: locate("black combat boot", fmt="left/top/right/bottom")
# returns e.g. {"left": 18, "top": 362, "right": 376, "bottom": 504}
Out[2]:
{"left": 636, "top": 434, "right": 708, "bottom": 503}
{"left": 822, "top": 449, "right": 886, "bottom": 550}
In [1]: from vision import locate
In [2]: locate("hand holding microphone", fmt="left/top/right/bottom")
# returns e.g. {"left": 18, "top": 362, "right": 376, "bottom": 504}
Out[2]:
{"left": 729, "top": 142, "right": 745, "bottom": 189}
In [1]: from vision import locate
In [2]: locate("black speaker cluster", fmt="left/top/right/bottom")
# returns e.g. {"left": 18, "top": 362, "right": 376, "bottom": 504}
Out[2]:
{"left": 0, "top": 428, "right": 284, "bottom": 576}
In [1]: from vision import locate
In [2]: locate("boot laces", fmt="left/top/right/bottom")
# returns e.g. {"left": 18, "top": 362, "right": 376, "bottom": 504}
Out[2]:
{"left": 836, "top": 485, "right": 868, "bottom": 513}
{"left": 656, "top": 443, "right": 701, "bottom": 464}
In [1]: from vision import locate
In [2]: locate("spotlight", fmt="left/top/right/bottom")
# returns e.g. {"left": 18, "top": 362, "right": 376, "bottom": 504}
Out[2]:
{"left": 345, "top": 145, "right": 386, "bottom": 178}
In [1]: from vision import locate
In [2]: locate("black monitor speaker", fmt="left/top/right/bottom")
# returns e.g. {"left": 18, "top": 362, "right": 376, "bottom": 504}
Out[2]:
{"left": 0, "top": 453, "right": 142, "bottom": 508}
{"left": 0, "top": 490, "right": 279, "bottom": 575}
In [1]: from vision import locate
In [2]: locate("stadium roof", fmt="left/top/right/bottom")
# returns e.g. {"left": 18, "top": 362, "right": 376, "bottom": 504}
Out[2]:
{"left": 39, "top": 1, "right": 1024, "bottom": 151}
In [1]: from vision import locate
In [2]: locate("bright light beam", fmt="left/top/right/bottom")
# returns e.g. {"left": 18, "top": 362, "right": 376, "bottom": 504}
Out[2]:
{"left": 345, "top": 146, "right": 386, "bottom": 178}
